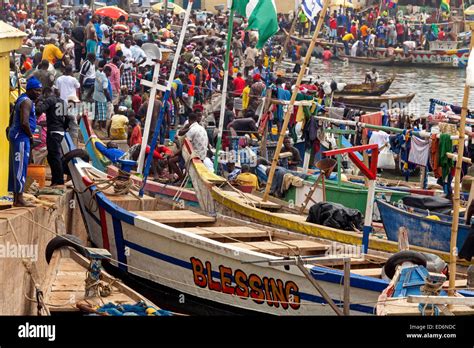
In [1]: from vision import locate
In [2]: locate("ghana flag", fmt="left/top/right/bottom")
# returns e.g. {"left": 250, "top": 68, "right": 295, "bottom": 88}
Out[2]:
{"left": 441, "top": 0, "right": 450, "bottom": 13}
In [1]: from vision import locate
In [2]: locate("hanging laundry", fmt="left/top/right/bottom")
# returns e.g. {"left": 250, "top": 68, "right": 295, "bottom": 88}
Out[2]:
{"left": 360, "top": 112, "right": 383, "bottom": 138}
{"left": 439, "top": 133, "right": 454, "bottom": 180}
{"left": 369, "top": 130, "right": 390, "bottom": 149}
{"left": 408, "top": 136, "right": 430, "bottom": 166}
{"left": 276, "top": 87, "right": 291, "bottom": 123}
{"left": 430, "top": 134, "right": 442, "bottom": 179}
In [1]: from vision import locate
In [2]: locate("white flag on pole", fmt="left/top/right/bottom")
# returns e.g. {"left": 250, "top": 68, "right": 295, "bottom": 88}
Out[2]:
{"left": 301, "top": 0, "right": 324, "bottom": 24}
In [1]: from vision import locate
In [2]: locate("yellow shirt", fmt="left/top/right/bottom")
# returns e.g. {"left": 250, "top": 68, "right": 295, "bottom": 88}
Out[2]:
{"left": 242, "top": 86, "right": 250, "bottom": 110}
{"left": 110, "top": 114, "right": 129, "bottom": 140}
{"left": 236, "top": 172, "right": 259, "bottom": 190}
{"left": 42, "top": 44, "right": 64, "bottom": 64}
{"left": 342, "top": 33, "right": 355, "bottom": 42}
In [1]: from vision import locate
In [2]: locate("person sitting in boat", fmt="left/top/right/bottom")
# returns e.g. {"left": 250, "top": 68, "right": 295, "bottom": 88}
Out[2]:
{"left": 282, "top": 136, "right": 302, "bottom": 171}
{"left": 235, "top": 164, "right": 259, "bottom": 191}
{"left": 365, "top": 68, "right": 379, "bottom": 84}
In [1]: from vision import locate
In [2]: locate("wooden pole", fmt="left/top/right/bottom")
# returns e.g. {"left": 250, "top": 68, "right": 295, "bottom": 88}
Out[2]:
{"left": 263, "top": 0, "right": 330, "bottom": 202}
{"left": 213, "top": 1, "right": 235, "bottom": 172}
{"left": 448, "top": 25, "right": 474, "bottom": 299}
{"left": 43, "top": 0, "right": 48, "bottom": 24}
{"left": 275, "top": 7, "right": 299, "bottom": 71}
{"left": 343, "top": 258, "right": 350, "bottom": 316}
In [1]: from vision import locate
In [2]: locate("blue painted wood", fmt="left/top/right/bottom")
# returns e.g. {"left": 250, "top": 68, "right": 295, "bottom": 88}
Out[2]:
{"left": 377, "top": 199, "right": 471, "bottom": 253}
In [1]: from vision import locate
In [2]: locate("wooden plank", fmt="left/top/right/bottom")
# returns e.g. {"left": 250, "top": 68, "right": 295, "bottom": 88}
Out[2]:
{"left": 351, "top": 268, "right": 382, "bottom": 278}
{"left": 183, "top": 226, "right": 270, "bottom": 239}
{"left": 41, "top": 250, "right": 62, "bottom": 306}
{"left": 222, "top": 191, "right": 282, "bottom": 209}
{"left": 407, "top": 295, "right": 474, "bottom": 306}
{"left": 133, "top": 210, "right": 216, "bottom": 223}
{"left": 443, "top": 279, "right": 468, "bottom": 288}
{"left": 272, "top": 213, "right": 308, "bottom": 223}
{"left": 227, "top": 240, "right": 328, "bottom": 253}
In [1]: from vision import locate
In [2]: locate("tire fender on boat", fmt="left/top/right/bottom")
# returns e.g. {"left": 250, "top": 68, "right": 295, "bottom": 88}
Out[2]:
{"left": 62, "top": 149, "right": 90, "bottom": 176}
{"left": 382, "top": 251, "right": 427, "bottom": 280}
{"left": 45, "top": 235, "right": 86, "bottom": 264}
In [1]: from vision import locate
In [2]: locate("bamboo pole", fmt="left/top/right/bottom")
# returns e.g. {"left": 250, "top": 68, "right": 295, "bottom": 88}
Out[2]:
{"left": 213, "top": 1, "right": 235, "bottom": 173}
{"left": 275, "top": 6, "right": 299, "bottom": 71}
{"left": 263, "top": 0, "right": 330, "bottom": 202}
{"left": 448, "top": 25, "right": 474, "bottom": 299}
{"left": 43, "top": 0, "right": 48, "bottom": 24}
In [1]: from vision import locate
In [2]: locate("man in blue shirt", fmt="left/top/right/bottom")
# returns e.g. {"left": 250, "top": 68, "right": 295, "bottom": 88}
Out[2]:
{"left": 7, "top": 77, "right": 43, "bottom": 207}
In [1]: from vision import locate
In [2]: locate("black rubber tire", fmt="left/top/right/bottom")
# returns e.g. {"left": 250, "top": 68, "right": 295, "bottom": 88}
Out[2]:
{"left": 45, "top": 235, "right": 86, "bottom": 264}
{"left": 382, "top": 251, "right": 427, "bottom": 280}
{"left": 62, "top": 149, "right": 89, "bottom": 176}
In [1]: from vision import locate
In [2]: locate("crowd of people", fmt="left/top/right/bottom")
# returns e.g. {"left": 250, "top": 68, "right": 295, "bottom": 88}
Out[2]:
{"left": 3, "top": 3, "right": 307, "bottom": 206}
{"left": 3, "top": 1, "right": 462, "bottom": 207}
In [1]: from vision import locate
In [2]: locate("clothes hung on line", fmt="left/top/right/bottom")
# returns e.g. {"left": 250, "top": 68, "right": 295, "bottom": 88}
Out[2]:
{"left": 408, "top": 136, "right": 430, "bottom": 166}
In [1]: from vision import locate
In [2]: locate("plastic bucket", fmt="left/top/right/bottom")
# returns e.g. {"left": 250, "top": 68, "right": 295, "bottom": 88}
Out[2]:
{"left": 27, "top": 164, "right": 46, "bottom": 188}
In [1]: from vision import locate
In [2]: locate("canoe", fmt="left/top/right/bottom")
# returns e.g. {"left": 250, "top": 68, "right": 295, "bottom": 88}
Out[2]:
{"left": 79, "top": 115, "right": 111, "bottom": 172}
{"left": 336, "top": 77, "right": 394, "bottom": 96}
{"left": 181, "top": 139, "right": 467, "bottom": 263}
{"left": 290, "top": 36, "right": 470, "bottom": 69}
{"left": 377, "top": 199, "right": 471, "bottom": 253}
{"left": 42, "top": 244, "right": 170, "bottom": 315}
{"left": 61, "top": 133, "right": 395, "bottom": 315}
{"left": 284, "top": 179, "right": 408, "bottom": 216}
{"left": 340, "top": 55, "right": 395, "bottom": 67}
{"left": 333, "top": 93, "right": 416, "bottom": 111}
{"left": 77, "top": 115, "right": 201, "bottom": 207}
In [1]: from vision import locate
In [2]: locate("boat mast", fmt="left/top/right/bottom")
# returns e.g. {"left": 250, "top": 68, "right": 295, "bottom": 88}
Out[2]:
{"left": 262, "top": 0, "right": 330, "bottom": 202}
{"left": 139, "top": 0, "right": 194, "bottom": 196}
{"left": 214, "top": 0, "right": 235, "bottom": 172}
{"left": 448, "top": 23, "right": 474, "bottom": 299}
{"left": 274, "top": 5, "right": 300, "bottom": 71}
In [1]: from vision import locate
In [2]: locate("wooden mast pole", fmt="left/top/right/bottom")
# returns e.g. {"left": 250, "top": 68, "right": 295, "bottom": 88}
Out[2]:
{"left": 263, "top": 0, "right": 330, "bottom": 202}
{"left": 448, "top": 24, "right": 474, "bottom": 298}
{"left": 275, "top": 6, "right": 300, "bottom": 71}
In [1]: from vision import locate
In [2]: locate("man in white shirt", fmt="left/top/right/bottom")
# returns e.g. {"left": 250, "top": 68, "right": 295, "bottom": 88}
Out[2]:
{"left": 365, "top": 68, "right": 379, "bottom": 84}
{"left": 131, "top": 40, "right": 147, "bottom": 67}
{"left": 54, "top": 64, "right": 80, "bottom": 101}
{"left": 185, "top": 112, "right": 208, "bottom": 161}
{"left": 120, "top": 36, "right": 136, "bottom": 92}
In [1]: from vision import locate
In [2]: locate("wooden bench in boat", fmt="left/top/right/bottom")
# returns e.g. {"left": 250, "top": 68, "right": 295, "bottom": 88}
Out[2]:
{"left": 272, "top": 213, "right": 308, "bottom": 223}
{"left": 133, "top": 210, "right": 216, "bottom": 224}
{"left": 183, "top": 226, "right": 271, "bottom": 239}
{"left": 221, "top": 191, "right": 282, "bottom": 210}
{"left": 227, "top": 240, "right": 329, "bottom": 254}
{"left": 351, "top": 268, "right": 382, "bottom": 278}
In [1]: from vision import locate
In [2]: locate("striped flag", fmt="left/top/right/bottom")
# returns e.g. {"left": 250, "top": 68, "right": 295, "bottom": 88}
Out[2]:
{"left": 441, "top": 0, "right": 450, "bottom": 13}
{"left": 233, "top": 0, "right": 279, "bottom": 49}
{"left": 301, "top": 0, "right": 324, "bottom": 24}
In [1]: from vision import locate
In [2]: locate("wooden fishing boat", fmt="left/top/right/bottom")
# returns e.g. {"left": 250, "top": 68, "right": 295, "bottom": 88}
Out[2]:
{"left": 290, "top": 35, "right": 470, "bottom": 69}
{"left": 284, "top": 179, "right": 407, "bottom": 215}
{"left": 61, "top": 133, "right": 405, "bottom": 316}
{"left": 181, "top": 139, "right": 468, "bottom": 263}
{"left": 393, "top": 56, "right": 413, "bottom": 66}
{"left": 77, "top": 115, "right": 201, "bottom": 207}
{"left": 79, "top": 115, "right": 111, "bottom": 172}
{"left": 377, "top": 199, "right": 471, "bottom": 253}
{"left": 333, "top": 93, "right": 416, "bottom": 110}
{"left": 377, "top": 253, "right": 474, "bottom": 316}
{"left": 335, "top": 77, "right": 394, "bottom": 96}
{"left": 339, "top": 55, "right": 395, "bottom": 66}
{"left": 41, "top": 243, "right": 170, "bottom": 315}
